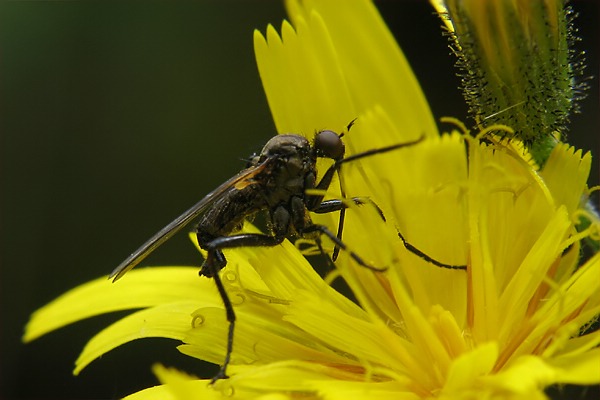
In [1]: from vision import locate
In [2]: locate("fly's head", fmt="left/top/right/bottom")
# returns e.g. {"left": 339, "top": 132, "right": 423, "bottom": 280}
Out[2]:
{"left": 313, "top": 130, "right": 345, "bottom": 161}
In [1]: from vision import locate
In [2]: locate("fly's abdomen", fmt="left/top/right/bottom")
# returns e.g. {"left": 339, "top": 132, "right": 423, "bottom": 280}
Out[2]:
{"left": 196, "top": 185, "right": 264, "bottom": 246}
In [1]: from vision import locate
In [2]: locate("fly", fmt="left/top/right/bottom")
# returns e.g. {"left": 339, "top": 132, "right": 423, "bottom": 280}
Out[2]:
{"left": 109, "top": 123, "right": 461, "bottom": 382}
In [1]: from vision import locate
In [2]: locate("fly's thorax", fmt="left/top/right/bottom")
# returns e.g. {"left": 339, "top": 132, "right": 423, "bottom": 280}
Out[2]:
{"left": 259, "top": 134, "right": 311, "bottom": 158}
{"left": 257, "top": 134, "right": 318, "bottom": 206}
{"left": 247, "top": 135, "right": 310, "bottom": 168}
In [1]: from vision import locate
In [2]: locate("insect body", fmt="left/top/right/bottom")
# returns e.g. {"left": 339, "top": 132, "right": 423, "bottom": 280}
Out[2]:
{"left": 110, "top": 127, "right": 424, "bottom": 382}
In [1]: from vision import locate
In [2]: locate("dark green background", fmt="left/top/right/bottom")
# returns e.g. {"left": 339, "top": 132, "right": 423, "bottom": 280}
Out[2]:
{"left": 2, "top": 1, "right": 597, "bottom": 399}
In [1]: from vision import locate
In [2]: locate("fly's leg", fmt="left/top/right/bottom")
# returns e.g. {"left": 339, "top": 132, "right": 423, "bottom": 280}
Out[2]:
{"left": 307, "top": 137, "right": 425, "bottom": 262}
{"left": 312, "top": 197, "right": 386, "bottom": 221}
{"left": 311, "top": 197, "right": 386, "bottom": 261}
{"left": 200, "top": 249, "right": 235, "bottom": 383}
{"left": 396, "top": 230, "right": 467, "bottom": 270}
{"left": 311, "top": 198, "right": 351, "bottom": 262}
{"left": 301, "top": 224, "right": 386, "bottom": 272}
{"left": 312, "top": 199, "right": 467, "bottom": 271}
{"left": 198, "top": 232, "right": 285, "bottom": 383}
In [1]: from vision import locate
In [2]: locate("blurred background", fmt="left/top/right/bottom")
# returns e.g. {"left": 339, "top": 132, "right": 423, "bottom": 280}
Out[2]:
{"left": 1, "top": 1, "right": 597, "bottom": 399}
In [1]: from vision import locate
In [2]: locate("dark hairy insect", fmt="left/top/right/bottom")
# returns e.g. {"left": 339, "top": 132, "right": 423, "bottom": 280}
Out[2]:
{"left": 109, "top": 123, "right": 454, "bottom": 382}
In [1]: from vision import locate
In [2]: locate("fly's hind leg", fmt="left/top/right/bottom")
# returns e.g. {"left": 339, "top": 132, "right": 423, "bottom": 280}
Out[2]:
{"left": 200, "top": 249, "right": 235, "bottom": 383}
{"left": 312, "top": 198, "right": 467, "bottom": 272}
{"left": 396, "top": 230, "right": 467, "bottom": 270}
{"left": 301, "top": 224, "right": 387, "bottom": 272}
{"left": 198, "top": 232, "right": 285, "bottom": 383}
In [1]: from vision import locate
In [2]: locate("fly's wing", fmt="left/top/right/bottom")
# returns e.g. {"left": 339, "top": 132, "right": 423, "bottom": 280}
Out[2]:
{"left": 109, "top": 160, "right": 272, "bottom": 282}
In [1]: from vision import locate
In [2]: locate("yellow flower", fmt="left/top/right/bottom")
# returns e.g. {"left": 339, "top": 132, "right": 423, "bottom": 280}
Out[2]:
{"left": 24, "top": 1, "right": 600, "bottom": 399}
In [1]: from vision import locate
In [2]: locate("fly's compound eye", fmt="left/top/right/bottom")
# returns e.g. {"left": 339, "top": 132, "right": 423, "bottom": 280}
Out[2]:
{"left": 314, "top": 130, "right": 345, "bottom": 159}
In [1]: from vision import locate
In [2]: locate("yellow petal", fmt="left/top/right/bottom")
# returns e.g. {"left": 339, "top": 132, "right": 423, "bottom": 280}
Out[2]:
{"left": 309, "top": 380, "right": 420, "bottom": 400}
{"left": 180, "top": 303, "right": 351, "bottom": 367}
{"left": 548, "top": 347, "right": 600, "bottom": 385}
{"left": 497, "top": 206, "right": 571, "bottom": 342}
{"left": 443, "top": 342, "right": 498, "bottom": 392}
{"left": 23, "top": 267, "right": 210, "bottom": 342}
{"left": 284, "top": 289, "right": 422, "bottom": 380}
{"left": 541, "top": 143, "right": 592, "bottom": 215}
{"left": 284, "top": 0, "right": 437, "bottom": 139}
{"left": 74, "top": 301, "right": 201, "bottom": 374}
{"left": 121, "top": 364, "right": 215, "bottom": 400}
{"left": 481, "top": 355, "right": 557, "bottom": 393}
{"left": 253, "top": 17, "right": 354, "bottom": 135}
